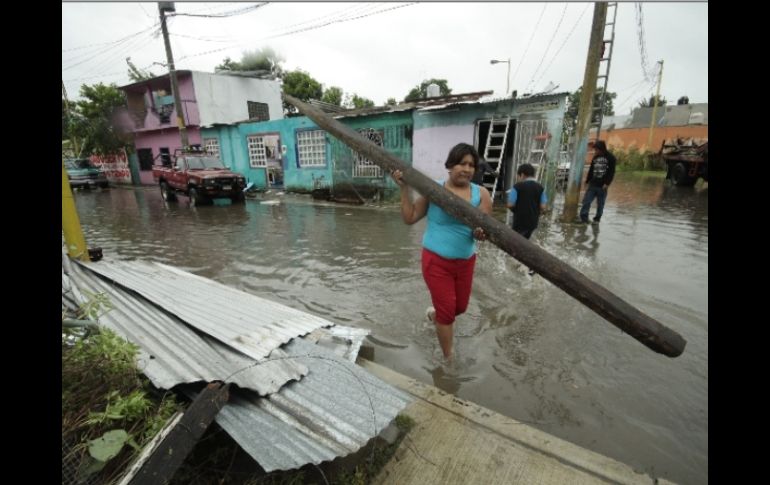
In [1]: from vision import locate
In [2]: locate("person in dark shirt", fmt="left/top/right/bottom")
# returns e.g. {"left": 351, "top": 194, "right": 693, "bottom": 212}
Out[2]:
{"left": 580, "top": 140, "right": 616, "bottom": 223}
{"left": 507, "top": 163, "right": 547, "bottom": 276}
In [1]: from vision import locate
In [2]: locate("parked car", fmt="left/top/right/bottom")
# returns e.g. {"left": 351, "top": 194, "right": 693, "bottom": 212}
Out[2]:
{"left": 64, "top": 158, "right": 109, "bottom": 189}
{"left": 153, "top": 148, "right": 246, "bottom": 206}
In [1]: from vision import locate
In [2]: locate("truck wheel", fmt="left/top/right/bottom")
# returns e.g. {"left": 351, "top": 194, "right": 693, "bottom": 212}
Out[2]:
{"left": 231, "top": 192, "right": 245, "bottom": 204}
{"left": 160, "top": 182, "right": 177, "bottom": 202}
{"left": 189, "top": 187, "right": 210, "bottom": 207}
{"left": 671, "top": 162, "right": 697, "bottom": 187}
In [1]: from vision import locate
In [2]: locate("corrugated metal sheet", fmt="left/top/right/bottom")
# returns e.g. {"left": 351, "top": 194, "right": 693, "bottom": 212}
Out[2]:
{"left": 628, "top": 103, "right": 709, "bottom": 129}
{"left": 63, "top": 256, "right": 308, "bottom": 395}
{"left": 211, "top": 338, "right": 413, "bottom": 472}
{"left": 78, "top": 259, "right": 333, "bottom": 361}
{"left": 63, "top": 256, "right": 412, "bottom": 471}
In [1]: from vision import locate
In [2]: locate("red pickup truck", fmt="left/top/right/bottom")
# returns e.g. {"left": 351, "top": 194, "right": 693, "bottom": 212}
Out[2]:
{"left": 153, "top": 149, "right": 247, "bottom": 206}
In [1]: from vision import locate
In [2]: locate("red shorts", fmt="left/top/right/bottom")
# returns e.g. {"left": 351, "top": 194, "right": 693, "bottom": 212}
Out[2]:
{"left": 421, "top": 248, "right": 476, "bottom": 325}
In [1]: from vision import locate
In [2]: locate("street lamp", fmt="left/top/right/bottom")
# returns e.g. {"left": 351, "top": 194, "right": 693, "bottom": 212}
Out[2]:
{"left": 490, "top": 58, "right": 511, "bottom": 97}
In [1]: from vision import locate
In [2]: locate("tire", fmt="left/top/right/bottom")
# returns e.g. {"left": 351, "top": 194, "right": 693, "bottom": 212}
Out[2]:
{"left": 160, "top": 182, "right": 177, "bottom": 202}
{"left": 671, "top": 162, "right": 697, "bottom": 187}
{"left": 230, "top": 192, "right": 245, "bottom": 204}
{"left": 189, "top": 187, "right": 210, "bottom": 207}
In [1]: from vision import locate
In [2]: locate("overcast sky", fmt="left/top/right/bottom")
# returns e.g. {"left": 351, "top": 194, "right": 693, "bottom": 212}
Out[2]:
{"left": 62, "top": 2, "right": 708, "bottom": 114}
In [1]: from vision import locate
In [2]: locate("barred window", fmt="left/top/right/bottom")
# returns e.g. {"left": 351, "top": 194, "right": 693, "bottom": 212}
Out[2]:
{"left": 296, "top": 130, "right": 326, "bottom": 167}
{"left": 247, "top": 101, "right": 270, "bottom": 121}
{"left": 203, "top": 138, "right": 220, "bottom": 158}
{"left": 247, "top": 135, "right": 267, "bottom": 167}
{"left": 353, "top": 128, "right": 384, "bottom": 178}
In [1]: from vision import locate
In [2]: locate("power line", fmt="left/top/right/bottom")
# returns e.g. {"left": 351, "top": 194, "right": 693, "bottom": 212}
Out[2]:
{"left": 62, "top": 25, "right": 158, "bottom": 54}
{"left": 616, "top": 74, "right": 659, "bottom": 113}
{"left": 510, "top": 3, "right": 547, "bottom": 85}
{"left": 531, "top": 3, "right": 591, "bottom": 90}
{"left": 62, "top": 24, "right": 158, "bottom": 71}
{"left": 260, "top": 3, "right": 410, "bottom": 41}
{"left": 524, "top": 3, "right": 569, "bottom": 93}
{"left": 635, "top": 3, "right": 656, "bottom": 81}
{"left": 138, "top": 3, "right": 153, "bottom": 20}
{"left": 76, "top": 27, "right": 161, "bottom": 80}
{"left": 169, "top": 2, "right": 269, "bottom": 18}
{"left": 170, "top": 32, "right": 238, "bottom": 43}
{"left": 177, "top": 3, "right": 417, "bottom": 62}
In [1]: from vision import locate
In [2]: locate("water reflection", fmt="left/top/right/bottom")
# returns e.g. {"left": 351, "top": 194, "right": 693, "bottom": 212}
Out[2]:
{"left": 71, "top": 173, "right": 707, "bottom": 484}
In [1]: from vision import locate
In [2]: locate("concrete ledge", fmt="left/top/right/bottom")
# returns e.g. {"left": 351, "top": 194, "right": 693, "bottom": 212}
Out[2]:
{"left": 358, "top": 358, "right": 673, "bottom": 485}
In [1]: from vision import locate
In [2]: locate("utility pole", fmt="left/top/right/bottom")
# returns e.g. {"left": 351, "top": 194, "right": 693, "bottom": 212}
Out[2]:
{"left": 158, "top": 2, "right": 189, "bottom": 148}
{"left": 62, "top": 80, "right": 81, "bottom": 158}
{"left": 562, "top": 2, "right": 608, "bottom": 222}
{"left": 645, "top": 60, "right": 664, "bottom": 169}
{"left": 62, "top": 158, "right": 90, "bottom": 262}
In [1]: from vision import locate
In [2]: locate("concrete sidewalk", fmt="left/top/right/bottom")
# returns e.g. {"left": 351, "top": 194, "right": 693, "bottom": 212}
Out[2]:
{"left": 359, "top": 359, "right": 674, "bottom": 485}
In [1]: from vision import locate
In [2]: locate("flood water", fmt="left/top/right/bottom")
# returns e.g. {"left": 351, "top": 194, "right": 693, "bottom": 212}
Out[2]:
{"left": 71, "top": 172, "right": 708, "bottom": 484}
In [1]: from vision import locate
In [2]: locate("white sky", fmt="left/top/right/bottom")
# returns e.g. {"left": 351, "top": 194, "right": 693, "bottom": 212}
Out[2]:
{"left": 62, "top": 2, "right": 708, "bottom": 114}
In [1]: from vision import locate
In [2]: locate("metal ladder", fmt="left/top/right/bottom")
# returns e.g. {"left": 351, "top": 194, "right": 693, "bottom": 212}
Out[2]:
{"left": 591, "top": 2, "right": 618, "bottom": 139}
{"left": 527, "top": 133, "right": 551, "bottom": 182}
{"left": 482, "top": 117, "right": 511, "bottom": 200}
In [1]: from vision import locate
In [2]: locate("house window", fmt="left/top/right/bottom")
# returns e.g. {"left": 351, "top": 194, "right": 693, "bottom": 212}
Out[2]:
{"left": 352, "top": 128, "right": 384, "bottom": 178}
{"left": 159, "top": 147, "right": 171, "bottom": 167}
{"left": 247, "top": 135, "right": 267, "bottom": 167}
{"left": 137, "top": 148, "right": 154, "bottom": 171}
{"left": 296, "top": 130, "right": 326, "bottom": 167}
{"left": 247, "top": 101, "right": 270, "bottom": 121}
{"left": 203, "top": 138, "right": 220, "bottom": 158}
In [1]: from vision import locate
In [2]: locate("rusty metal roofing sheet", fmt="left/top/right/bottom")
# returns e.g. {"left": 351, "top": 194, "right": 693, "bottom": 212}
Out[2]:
{"left": 212, "top": 338, "right": 413, "bottom": 472}
{"left": 77, "top": 259, "right": 333, "bottom": 361}
{"left": 62, "top": 256, "right": 308, "bottom": 395}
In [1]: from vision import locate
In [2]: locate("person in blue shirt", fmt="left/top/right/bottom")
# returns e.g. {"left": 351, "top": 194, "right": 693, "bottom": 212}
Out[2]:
{"left": 507, "top": 163, "right": 547, "bottom": 275}
{"left": 391, "top": 143, "right": 492, "bottom": 361}
{"left": 507, "top": 163, "right": 547, "bottom": 239}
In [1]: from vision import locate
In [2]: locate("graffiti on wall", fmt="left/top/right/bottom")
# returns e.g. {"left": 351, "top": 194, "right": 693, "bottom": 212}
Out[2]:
{"left": 89, "top": 149, "right": 132, "bottom": 184}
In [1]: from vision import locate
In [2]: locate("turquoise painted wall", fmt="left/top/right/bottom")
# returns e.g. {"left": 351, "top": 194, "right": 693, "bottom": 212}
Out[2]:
{"left": 329, "top": 110, "right": 413, "bottom": 201}
{"left": 202, "top": 117, "right": 333, "bottom": 192}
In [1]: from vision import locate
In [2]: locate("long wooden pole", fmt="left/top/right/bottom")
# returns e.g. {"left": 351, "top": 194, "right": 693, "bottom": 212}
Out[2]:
{"left": 283, "top": 93, "right": 686, "bottom": 358}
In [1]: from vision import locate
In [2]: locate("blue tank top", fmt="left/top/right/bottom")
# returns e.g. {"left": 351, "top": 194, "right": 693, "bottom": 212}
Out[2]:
{"left": 422, "top": 181, "right": 481, "bottom": 259}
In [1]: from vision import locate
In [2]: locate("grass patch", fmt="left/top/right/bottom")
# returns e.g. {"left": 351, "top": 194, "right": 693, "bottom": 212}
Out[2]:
{"left": 613, "top": 146, "right": 666, "bottom": 172}
{"left": 62, "top": 293, "right": 182, "bottom": 485}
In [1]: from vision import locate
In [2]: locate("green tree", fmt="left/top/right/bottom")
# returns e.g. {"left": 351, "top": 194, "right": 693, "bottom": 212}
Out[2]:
{"left": 126, "top": 57, "right": 155, "bottom": 82}
{"left": 343, "top": 93, "right": 375, "bottom": 109}
{"left": 385, "top": 97, "right": 397, "bottom": 106}
{"left": 215, "top": 56, "right": 240, "bottom": 71}
{"left": 321, "top": 86, "right": 344, "bottom": 106}
{"left": 404, "top": 79, "right": 452, "bottom": 102}
{"left": 638, "top": 94, "right": 667, "bottom": 108}
{"left": 564, "top": 86, "right": 616, "bottom": 134}
{"left": 69, "top": 83, "right": 129, "bottom": 155}
{"left": 215, "top": 47, "right": 285, "bottom": 77}
{"left": 282, "top": 70, "right": 323, "bottom": 114}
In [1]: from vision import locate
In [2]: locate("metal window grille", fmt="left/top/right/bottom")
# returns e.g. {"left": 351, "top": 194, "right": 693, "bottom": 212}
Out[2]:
{"left": 352, "top": 128, "right": 384, "bottom": 178}
{"left": 247, "top": 135, "right": 267, "bottom": 167}
{"left": 247, "top": 101, "right": 270, "bottom": 121}
{"left": 203, "top": 138, "right": 220, "bottom": 158}
{"left": 297, "top": 130, "right": 326, "bottom": 167}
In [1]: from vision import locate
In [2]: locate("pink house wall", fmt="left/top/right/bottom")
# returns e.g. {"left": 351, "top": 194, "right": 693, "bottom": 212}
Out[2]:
{"left": 135, "top": 128, "right": 202, "bottom": 185}
{"left": 138, "top": 75, "right": 200, "bottom": 131}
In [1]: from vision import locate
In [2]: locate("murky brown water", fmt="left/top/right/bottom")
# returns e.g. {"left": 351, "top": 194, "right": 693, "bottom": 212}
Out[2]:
{"left": 72, "top": 172, "right": 707, "bottom": 484}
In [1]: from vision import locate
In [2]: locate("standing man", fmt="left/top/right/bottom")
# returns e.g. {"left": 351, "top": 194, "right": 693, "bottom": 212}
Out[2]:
{"left": 580, "top": 140, "right": 616, "bottom": 223}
